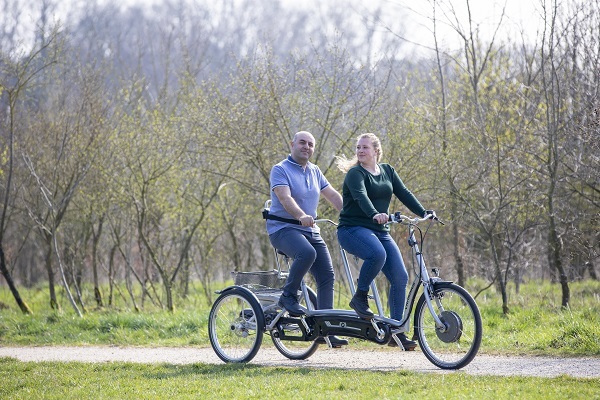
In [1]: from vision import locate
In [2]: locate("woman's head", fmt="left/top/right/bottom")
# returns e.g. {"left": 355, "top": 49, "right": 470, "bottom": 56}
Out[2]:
{"left": 336, "top": 133, "right": 383, "bottom": 173}
{"left": 356, "top": 133, "right": 382, "bottom": 163}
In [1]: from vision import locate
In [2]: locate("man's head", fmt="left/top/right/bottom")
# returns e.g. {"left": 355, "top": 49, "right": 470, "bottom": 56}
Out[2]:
{"left": 290, "top": 131, "right": 316, "bottom": 166}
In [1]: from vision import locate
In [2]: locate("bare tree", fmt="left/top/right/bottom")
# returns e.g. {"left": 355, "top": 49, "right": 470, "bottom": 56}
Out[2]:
{"left": 0, "top": 22, "right": 65, "bottom": 313}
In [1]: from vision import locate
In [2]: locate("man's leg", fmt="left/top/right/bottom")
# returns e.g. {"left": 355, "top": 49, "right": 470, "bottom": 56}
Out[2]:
{"left": 307, "top": 232, "right": 335, "bottom": 310}
{"left": 269, "top": 228, "right": 315, "bottom": 316}
{"left": 308, "top": 232, "right": 348, "bottom": 347}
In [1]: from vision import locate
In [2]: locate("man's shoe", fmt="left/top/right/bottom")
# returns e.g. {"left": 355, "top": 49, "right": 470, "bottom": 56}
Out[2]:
{"left": 349, "top": 289, "right": 374, "bottom": 319}
{"left": 315, "top": 336, "right": 349, "bottom": 348}
{"left": 388, "top": 333, "right": 417, "bottom": 350}
{"left": 278, "top": 292, "right": 305, "bottom": 317}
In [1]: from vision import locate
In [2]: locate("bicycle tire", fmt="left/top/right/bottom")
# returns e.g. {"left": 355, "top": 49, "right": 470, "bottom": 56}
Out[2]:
{"left": 413, "top": 282, "right": 482, "bottom": 370}
{"left": 208, "top": 286, "right": 265, "bottom": 363}
{"left": 270, "top": 287, "right": 319, "bottom": 360}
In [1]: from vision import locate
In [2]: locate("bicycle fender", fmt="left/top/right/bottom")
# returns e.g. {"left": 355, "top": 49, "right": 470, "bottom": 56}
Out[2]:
{"left": 215, "top": 285, "right": 262, "bottom": 304}
{"left": 430, "top": 278, "right": 454, "bottom": 289}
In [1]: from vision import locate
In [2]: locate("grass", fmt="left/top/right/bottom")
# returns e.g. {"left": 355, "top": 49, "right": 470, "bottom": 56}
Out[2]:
{"left": 0, "top": 280, "right": 599, "bottom": 399}
{"left": 0, "top": 357, "right": 599, "bottom": 400}
{"left": 1, "top": 279, "right": 599, "bottom": 355}
{"left": 472, "top": 280, "right": 600, "bottom": 356}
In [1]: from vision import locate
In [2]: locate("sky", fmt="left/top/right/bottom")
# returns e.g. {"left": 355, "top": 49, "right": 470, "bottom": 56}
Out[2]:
{"left": 357, "top": 0, "right": 546, "bottom": 55}
{"left": 88, "top": 0, "right": 549, "bottom": 45}
{"left": 22, "top": 0, "right": 559, "bottom": 58}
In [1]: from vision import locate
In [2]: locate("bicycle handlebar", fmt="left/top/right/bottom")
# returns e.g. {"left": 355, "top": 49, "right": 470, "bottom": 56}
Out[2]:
{"left": 314, "top": 218, "right": 338, "bottom": 226}
{"left": 264, "top": 198, "right": 443, "bottom": 227}
{"left": 384, "top": 212, "right": 445, "bottom": 226}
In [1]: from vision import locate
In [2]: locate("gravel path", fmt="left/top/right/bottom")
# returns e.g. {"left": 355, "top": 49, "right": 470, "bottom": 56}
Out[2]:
{"left": 1, "top": 345, "right": 598, "bottom": 378}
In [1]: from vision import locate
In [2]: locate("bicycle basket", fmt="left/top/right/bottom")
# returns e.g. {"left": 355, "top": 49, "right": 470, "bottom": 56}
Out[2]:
{"left": 231, "top": 270, "right": 286, "bottom": 289}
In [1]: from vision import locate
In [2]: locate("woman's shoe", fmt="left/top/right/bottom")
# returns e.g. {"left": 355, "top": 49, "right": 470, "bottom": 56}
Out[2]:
{"left": 388, "top": 333, "right": 417, "bottom": 350}
{"left": 349, "top": 289, "right": 374, "bottom": 319}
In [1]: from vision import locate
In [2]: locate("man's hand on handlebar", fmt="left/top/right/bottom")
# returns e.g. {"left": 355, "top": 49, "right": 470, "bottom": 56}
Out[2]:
{"left": 298, "top": 214, "right": 315, "bottom": 227}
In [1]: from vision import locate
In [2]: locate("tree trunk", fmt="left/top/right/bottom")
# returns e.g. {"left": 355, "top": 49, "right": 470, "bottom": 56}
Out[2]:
{"left": 490, "top": 234, "right": 509, "bottom": 314}
{"left": 0, "top": 246, "right": 32, "bottom": 314}
{"left": 451, "top": 198, "right": 465, "bottom": 287}
{"left": 43, "top": 232, "right": 59, "bottom": 310}
{"left": 548, "top": 211, "right": 570, "bottom": 307}
{"left": 587, "top": 262, "right": 598, "bottom": 280}
{"left": 92, "top": 218, "right": 104, "bottom": 307}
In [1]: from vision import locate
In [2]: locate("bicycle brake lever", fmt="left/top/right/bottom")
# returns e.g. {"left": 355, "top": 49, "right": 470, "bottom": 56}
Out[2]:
{"left": 434, "top": 217, "right": 445, "bottom": 225}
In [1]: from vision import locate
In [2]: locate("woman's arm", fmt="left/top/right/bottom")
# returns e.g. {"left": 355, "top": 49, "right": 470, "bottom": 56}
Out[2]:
{"left": 388, "top": 165, "right": 426, "bottom": 217}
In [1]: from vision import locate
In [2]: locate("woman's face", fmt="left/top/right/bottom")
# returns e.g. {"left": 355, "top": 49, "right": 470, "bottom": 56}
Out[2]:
{"left": 356, "top": 137, "right": 378, "bottom": 165}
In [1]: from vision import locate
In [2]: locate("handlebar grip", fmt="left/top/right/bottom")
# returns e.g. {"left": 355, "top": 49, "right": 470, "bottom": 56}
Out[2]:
{"left": 372, "top": 213, "right": 398, "bottom": 223}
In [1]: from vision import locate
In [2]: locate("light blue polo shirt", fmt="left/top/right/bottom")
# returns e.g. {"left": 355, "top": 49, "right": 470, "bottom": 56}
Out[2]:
{"left": 267, "top": 155, "right": 330, "bottom": 235}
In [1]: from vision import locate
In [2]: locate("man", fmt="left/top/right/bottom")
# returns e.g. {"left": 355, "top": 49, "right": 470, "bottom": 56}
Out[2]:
{"left": 266, "top": 131, "right": 348, "bottom": 348}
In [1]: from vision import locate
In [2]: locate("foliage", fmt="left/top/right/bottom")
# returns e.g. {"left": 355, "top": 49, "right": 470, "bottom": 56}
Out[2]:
{"left": 0, "top": 0, "right": 598, "bottom": 314}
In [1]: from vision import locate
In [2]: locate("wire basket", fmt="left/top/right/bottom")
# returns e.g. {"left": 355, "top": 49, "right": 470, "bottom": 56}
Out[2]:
{"left": 232, "top": 270, "right": 286, "bottom": 289}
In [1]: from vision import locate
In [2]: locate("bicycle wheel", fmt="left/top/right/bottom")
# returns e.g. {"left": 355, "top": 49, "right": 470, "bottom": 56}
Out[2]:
{"left": 208, "top": 286, "right": 265, "bottom": 363}
{"left": 414, "top": 282, "right": 482, "bottom": 369}
{"left": 270, "top": 287, "right": 319, "bottom": 360}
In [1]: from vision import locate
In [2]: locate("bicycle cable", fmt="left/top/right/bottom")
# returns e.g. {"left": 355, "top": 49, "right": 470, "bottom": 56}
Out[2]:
{"left": 412, "top": 218, "right": 433, "bottom": 277}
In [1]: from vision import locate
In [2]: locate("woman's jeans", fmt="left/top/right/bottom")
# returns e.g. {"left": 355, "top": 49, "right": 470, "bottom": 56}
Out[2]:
{"left": 337, "top": 225, "right": 408, "bottom": 321}
{"left": 269, "top": 227, "right": 335, "bottom": 310}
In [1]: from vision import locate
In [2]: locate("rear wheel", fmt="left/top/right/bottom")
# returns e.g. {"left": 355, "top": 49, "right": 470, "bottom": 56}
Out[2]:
{"left": 208, "top": 287, "right": 264, "bottom": 363}
{"left": 414, "top": 282, "right": 482, "bottom": 369}
{"left": 270, "top": 287, "right": 319, "bottom": 360}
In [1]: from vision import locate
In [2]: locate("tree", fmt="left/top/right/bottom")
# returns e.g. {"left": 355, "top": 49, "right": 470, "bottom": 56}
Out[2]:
{"left": 0, "top": 22, "right": 65, "bottom": 313}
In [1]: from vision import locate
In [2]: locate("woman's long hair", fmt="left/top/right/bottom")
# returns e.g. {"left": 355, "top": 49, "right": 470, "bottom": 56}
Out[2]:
{"left": 335, "top": 133, "right": 383, "bottom": 173}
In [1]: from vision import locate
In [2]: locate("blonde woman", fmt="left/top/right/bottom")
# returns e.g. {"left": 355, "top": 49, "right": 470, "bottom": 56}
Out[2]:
{"left": 336, "top": 133, "right": 435, "bottom": 350}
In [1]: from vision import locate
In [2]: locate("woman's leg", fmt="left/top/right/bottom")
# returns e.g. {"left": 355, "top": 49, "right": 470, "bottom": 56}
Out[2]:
{"left": 378, "top": 232, "right": 409, "bottom": 321}
{"left": 337, "top": 226, "right": 386, "bottom": 292}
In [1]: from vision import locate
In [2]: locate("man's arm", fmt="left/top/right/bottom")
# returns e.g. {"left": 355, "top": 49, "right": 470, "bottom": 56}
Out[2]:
{"left": 272, "top": 186, "right": 314, "bottom": 226}
{"left": 321, "top": 185, "right": 343, "bottom": 212}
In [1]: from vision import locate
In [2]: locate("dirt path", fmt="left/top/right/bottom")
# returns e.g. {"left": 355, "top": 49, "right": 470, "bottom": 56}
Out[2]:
{"left": 1, "top": 345, "right": 598, "bottom": 378}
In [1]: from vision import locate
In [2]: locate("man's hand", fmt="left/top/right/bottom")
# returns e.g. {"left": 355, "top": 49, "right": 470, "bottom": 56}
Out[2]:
{"left": 298, "top": 215, "right": 315, "bottom": 227}
{"left": 273, "top": 186, "right": 312, "bottom": 224}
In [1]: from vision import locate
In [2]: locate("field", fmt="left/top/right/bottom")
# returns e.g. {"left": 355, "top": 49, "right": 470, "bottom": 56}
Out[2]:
{"left": 0, "top": 280, "right": 599, "bottom": 399}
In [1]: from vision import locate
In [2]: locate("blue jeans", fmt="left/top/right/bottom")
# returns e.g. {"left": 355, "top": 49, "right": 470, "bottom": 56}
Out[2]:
{"left": 337, "top": 225, "right": 409, "bottom": 321}
{"left": 269, "top": 227, "right": 335, "bottom": 309}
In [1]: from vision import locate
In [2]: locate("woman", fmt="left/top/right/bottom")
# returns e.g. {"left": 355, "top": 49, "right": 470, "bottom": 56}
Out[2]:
{"left": 336, "top": 133, "right": 434, "bottom": 349}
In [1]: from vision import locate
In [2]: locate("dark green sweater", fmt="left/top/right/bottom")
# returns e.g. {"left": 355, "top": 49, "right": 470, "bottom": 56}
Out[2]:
{"left": 339, "top": 163, "right": 426, "bottom": 232}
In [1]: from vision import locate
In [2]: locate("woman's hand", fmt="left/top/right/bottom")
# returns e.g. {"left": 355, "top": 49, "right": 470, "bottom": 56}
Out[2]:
{"left": 373, "top": 213, "right": 389, "bottom": 224}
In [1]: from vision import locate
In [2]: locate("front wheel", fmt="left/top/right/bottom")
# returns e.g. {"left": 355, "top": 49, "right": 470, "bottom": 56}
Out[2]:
{"left": 208, "top": 286, "right": 265, "bottom": 363}
{"left": 414, "top": 282, "right": 482, "bottom": 370}
{"left": 270, "top": 287, "right": 319, "bottom": 360}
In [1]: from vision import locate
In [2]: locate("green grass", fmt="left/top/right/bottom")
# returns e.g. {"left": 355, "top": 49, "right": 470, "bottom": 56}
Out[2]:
{"left": 0, "top": 280, "right": 599, "bottom": 399}
{"left": 471, "top": 280, "right": 600, "bottom": 356}
{"left": 1, "top": 280, "right": 599, "bottom": 356}
{"left": 0, "top": 357, "right": 598, "bottom": 400}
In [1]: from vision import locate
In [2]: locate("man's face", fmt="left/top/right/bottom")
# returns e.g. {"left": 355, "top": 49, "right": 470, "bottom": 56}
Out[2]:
{"left": 290, "top": 132, "right": 315, "bottom": 165}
